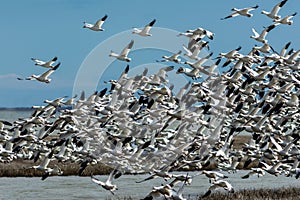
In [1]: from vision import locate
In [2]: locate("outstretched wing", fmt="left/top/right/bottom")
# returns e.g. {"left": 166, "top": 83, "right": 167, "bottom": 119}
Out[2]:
{"left": 251, "top": 28, "right": 260, "bottom": 37}
{"left": 94, "top": 14, "right": 108, "bottom": 29}
{"left": 141, "top": 19, "right": 156, "bottom": 34}
{"left": 91, "top": 175, "right": 105, "bottom": 186}
{"left": 120, "top": 40, "right": 134, "bottom": 56}
{"left": 221, "top": 12, "right": 239, "bottom": 20}
{"left": 271, "top": 0, "right": 288, "bottom": 15}
{"left": 40, "top": 63, "right": 60, "bottom": 78}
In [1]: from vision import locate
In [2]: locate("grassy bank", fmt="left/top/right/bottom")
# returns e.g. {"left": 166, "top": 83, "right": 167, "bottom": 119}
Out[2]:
{"left": 0, "top": 159, "right": 111, "bottom": 177}
{"left": 195, "top": 187, "right": 300, "bottom": 200}
{"left": 105, "top": 187, "right": 300, "bottom": 200}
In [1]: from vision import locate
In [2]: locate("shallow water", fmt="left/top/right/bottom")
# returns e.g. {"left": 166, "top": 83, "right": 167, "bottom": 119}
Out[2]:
{"left": 0, "top": 170, "right": 299, "bottom": 200}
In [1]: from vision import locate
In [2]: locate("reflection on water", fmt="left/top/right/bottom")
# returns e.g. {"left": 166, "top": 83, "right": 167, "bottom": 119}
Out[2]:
{"left": 0, "top": 170, "right": 299, "bottom": 200}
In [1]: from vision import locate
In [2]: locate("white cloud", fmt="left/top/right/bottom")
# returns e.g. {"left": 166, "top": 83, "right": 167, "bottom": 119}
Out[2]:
{"left": 0, "top": 73, "right": 19, "bottom": 79}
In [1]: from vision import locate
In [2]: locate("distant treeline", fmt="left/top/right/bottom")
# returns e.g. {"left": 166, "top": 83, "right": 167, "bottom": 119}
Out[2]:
{"left": 0, "top": 106, "right": 72, "bottom": 111}
{"left": 0, "top": 107, "right": 34, "bottom": 111}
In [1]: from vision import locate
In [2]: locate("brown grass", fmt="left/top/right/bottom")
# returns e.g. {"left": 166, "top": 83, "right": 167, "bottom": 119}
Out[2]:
{"left": 195, "top": 187, "right": 300, "bottom": 200}
{"left": 0, "top": 159, "right": 111, "bottom": 177}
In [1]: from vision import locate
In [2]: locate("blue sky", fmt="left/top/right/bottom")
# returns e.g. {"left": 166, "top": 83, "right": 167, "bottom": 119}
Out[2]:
{"left": 0, "top": 0, "right": 299, "bottom": 107}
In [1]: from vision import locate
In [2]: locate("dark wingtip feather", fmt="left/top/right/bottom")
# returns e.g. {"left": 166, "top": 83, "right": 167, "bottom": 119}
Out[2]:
{"left": 102, "top": 14, "right": 108, "bottom": 21}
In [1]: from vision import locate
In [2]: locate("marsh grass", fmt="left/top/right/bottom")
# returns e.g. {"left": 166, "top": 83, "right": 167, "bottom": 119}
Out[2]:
{"left": 0, "top": 159, "right": 111, "bottom": 177}
{"left": 195, "top": 187, "right": 300, "bottom": 200}
{"left": 103, "top": 187, "right": 300, "bottom": 200}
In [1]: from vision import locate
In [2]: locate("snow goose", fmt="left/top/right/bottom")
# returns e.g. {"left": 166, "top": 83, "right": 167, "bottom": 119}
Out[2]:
{"left": 18, "top": 62, "right": 60, "bottom": 83}
{"left": 176, "top": 67, "right": 201, "bottom": 80}
{"left": 221, "top": 5, "right": 259, "bottom": 20}
{"left": 261, "top": 0, "right": 288, "bottom": 20}
{"left": 41, "top": 165, "right": 63, "bottom": 180}
{"left": 91, "top": 168, "right": 119, "bottom": 195}
{"left": 241, "top": 168, "right": 265, "bottom": 179}
{"left": 186, "top": 27, "right": 215, "bottom": 40}
{"left": 83, "top": 14, "right": 108, "bottom": 31}
{"left": 136, "top": 169, "right": 173, "bottom": 183}
{"left": 218, "top": 46, "right": 241, "bottom": 67}
{"left": 250, "top": 24, "right": 277, "bottom": 44}
{"left": 109, "top": 40, "right": 134, "bottom": 62}
{"left": 132, "top": 19, "right": 156, "bottom": 36}
{"left": 157, "top": 50, "right": 182, "bottom": 63}
{"left": 253, "top": 43, "right": 274, "bottom": 54}
{"left": 273, "top": 12, "right": 297, "bottom": 25}
{"left": 183, "top": 41, "right": 209, "bottom": 60}
{"left": 29, "top": 150, "right": 53, "bottom": 172}
{"left": 31, "top": 56, "right": 58, "bottom": 68}
{"left": 202, "top": 180, "right": 234, "bottom": 198}
{"left": 198, "top": 170, "right": 229, "bottom": 183}
{"left": 259, "top": 161, "right": 283, "bottom": 176}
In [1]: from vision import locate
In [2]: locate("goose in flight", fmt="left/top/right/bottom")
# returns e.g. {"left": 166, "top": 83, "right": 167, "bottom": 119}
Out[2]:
{"left": 31, "top": 57, "right": 58, "bottom": 68}
{"left": 156, "top": 50, "right": 182, "bottom": 63}
{"left": 198, "top": 170, "right": 229, "bottom": 183}
{"left": 273, "top": 12, "right": 297, "bottom": 25}
{"left": 18, "top": 62, "right": 60, "bottom": 83}
{"left": 221, "top": 5, "right": 259, "bottom": 20}
{"left": 132, "top": 19, "right": 156, "bottom": 36}
{"left": 261, "top": 0, "right": 288, "bottom": 20}
{"left": 250, "top": 24, "right": 277, "bottom": 44}
{"left": 83, "top": 14, "right": 108, "bottom": 31}
{"left": 241, "top": 168, "right": 265, "bottom": 179}
{"left": 91, "top": 168, "right": 119, "bottom": 195}
{"left": 109, "top": 40, "right": 134, "bottom": 62}
{"left": 202, "top": 180, "right": 234, "bottom": 198}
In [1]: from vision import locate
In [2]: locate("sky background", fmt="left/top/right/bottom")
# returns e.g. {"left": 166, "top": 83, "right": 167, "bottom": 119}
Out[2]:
{"left": 0, "top": 0, "right": 299, "bottom": 107}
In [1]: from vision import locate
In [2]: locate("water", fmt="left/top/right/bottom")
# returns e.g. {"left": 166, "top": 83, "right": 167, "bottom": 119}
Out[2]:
{"left": 0, "top": 171, "right": 299, "bottom": 200}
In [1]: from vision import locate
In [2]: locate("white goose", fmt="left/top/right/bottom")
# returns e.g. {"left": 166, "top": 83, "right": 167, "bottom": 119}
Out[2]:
{"left": 261, "top": 0, "right": 288, "bottom": 20}
{"left": 18, "top": 62, "right": 60, "bottom": 83}
{"left": 31, "top": 56, "right": 58, "bottom": 68}
{"left": 250, "top": 24, "right": 277, "bottom": 44}
{"left": 83, "top": 14, "right": 108, "bottom": 31}
{"left": 29, "top": 150, "right": 53, "bottom": 172}
{"left": 157, "top": 50, "right": 182, "bottom": 63}
{"left": 221, "top": 5, "right": 259, "bottom": 20}
{"left": 132, "top": 19, "right": 156, "bottom": 36}
{"left": 109, "top": 40, "right": 134, "bottom": 62}
{"left": 202, "top": 180, "right": 234, "bottom": 198}
{"left": 91, "top": 168, "right": 119, "bottom": 195}
{"left": 253, "top": 43, "right": 274, "bottom": 54}
{"left": 273, "top": 12, "right": 297, "bottom": 25}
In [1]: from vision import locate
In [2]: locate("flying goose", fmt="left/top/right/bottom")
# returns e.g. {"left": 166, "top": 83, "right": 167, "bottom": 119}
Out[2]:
{"left": 109, "top": 40, "right": 134, "bottom": 62}
{"left": 202, "top": 180, "right": 234, "bottom": 198}
{"left": 273, "top": 12, "right": 297, "bottom": 25}
{"left": 198, "top": 170, "right": 229, "bottom": 183}
{"left": 261, "top": 0, "right": 288, "bottom": 20}
{"left": 132, "top": 19, "right": 156, "bottom": 36}
{"left": 221, "top": 5, "right": 259, "bottom": 20}
{"left": 91, "top": 168, "right": 119, "bottom": 195}
{"left": 18, "top": 62, "right": 60, "bottom": 83}
{"left": 250, "top": 24, "right": 277, "bottom": 44}
{"left": 157, "top": 50, "right": 182, "bottom": 63}
{"left": 83, "top": 14, "right": 108, "bottom": 31}
{"left": 31, "top": 57, "right": 58, "bottom": 68}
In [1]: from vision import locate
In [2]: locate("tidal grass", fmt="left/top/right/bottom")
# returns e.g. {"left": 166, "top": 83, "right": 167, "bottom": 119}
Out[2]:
{"left": 195, "top": 187, "right": 300, "bottom": 200}
{"left": 104, "top": 187, "right": 300, "bottom": 200}
{"left": 0, "top": 159, "right": 111, "bottom": 177}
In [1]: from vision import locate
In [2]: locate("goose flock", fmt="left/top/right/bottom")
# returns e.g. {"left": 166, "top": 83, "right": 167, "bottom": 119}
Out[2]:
{"left": 1, "top": 1, "right": 300, "bottom": 199}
